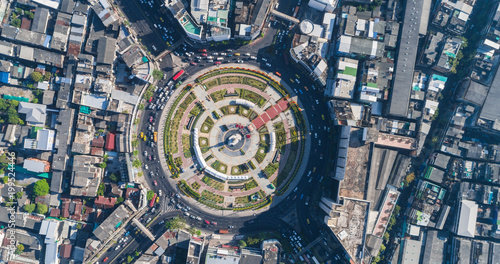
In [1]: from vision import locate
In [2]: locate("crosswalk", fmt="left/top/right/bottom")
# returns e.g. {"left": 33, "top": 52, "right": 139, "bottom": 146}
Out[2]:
{"left": 160, "top": 196, "right": 178, "bottom": 213}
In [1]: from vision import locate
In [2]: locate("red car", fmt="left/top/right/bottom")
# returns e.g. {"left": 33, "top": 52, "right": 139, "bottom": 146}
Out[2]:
{"left": 205, "top": 220, "right": 210, "bottom": 225}
{"left": 211, "top": 221, "right": 217, "bottom": 226}
{"left": 148, "top": 97, "right": 153, "bottom": 103}
{"left": 103, "top": 257, "right": 109, "bottom": 262}
{"left": 201, "top": 53, "right": 208, "bottom": 57}
{"left": 149, "top": 116, "right": 153, "bottom": 123}
{"left": 190, "top": 61, "right": 197, "bottom": 66}
{"left": 154, "top": 180, "right": 157, "bottom": 186}
{"left": 215, "top": 61, "right": 221, "bottom": 65}
{"left": 198, "top": 49, "right": 207, "bottom": 52}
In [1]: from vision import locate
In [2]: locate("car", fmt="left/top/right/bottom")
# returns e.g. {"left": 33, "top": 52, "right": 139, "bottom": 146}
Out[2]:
{"left": 315, "top": 99, "right": 319, "bottom": 104}
{"left": 228, "top": 225, "right": 235, "bottom": 229}
{"left": 215, "top": 61, "right": 221, "bottom": 65}
{"left": 295, "top": 78, "right": 301, "bottom": 84}
{"left": 205, "top": 220, "right": 210, "bottom": 225}
{"left": 220, "top": 52, "right": 226, "bottom": 56}
{"left": 265, "top": 62, "right": 272, "bottom": 67}
{"left": 212, "top": 52, "right": 219, "bottom": 56}
{"left": 314, "top": 133, "right": 317, "bottom": 138}
{"left": 183, "top": 211, "right": 190, "bottom": 216}
{"left": 211, "top": 221, "right": 217, "bottom": 226}
{"left": 103, "top": 257, "right": 109, "bottom": 262}
{"left": 198, "top": 49, "right": 207, "bottom": 52}
{"left": 144, "top": 164, "right": 149, "bottom": 170}
{"left": 149, "top": 155, "right": 153, "bottom": 161}
{"left": 153, "top": 180, "right": 157, "bottom": 186}
{"left": 143, "top": 151, "right": 148, "bottom": 156}
{"left": 190, "top": 61, "right": 197, "bottom": 66}
{"left": 261, "top": 57, "right": 268, "bottom": 62}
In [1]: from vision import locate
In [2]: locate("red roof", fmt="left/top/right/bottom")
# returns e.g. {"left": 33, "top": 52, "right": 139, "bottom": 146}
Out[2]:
{"left": 105, "top": 133, "right": 115, "bottom": 151}
{"left": 49, "top": 209, "right": 60, "bottom": 217}
{"left": 91, "top": 136, "right": 105, "bottom": 148}
{"left": 60, "top": 244, "right": 72, "bottom": 258}
{"left": 95, "top": 196, "right": 117, "bottom": 209}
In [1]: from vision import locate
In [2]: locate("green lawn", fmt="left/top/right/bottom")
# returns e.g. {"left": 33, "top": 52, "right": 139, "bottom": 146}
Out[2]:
{"left": 201, "top": 176, "right": 224, "bottom": 190}
{"left": 201, "top": 190, "right": 224, "bottom": 204}
{"left": 210, "top": 89, "right": 226, "bottom": 102}
{"left": 200, "top": 117, "right": 214, "bottom": 133}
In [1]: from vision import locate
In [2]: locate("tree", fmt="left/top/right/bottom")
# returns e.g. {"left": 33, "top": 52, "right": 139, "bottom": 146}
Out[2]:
{"left": 30, "top": 72, "right": 43, "bottom": 82}
{"left": 11, "top": 18, "right": 21, "bottom": 28}
{"left": 25, "top": 11, "right": 34, "bottom": 20}
{"left": 15, "top": 192, "right": 23, "bottom": 199}
{"left": 153, "top": 69, "right": 164, "bottom": 80}
{"left": 383, "top": 232, "right": 390, "bottom": 242}
{"left": 135, "top": 251, "right": 140, "bottom": 256}
{"left": 35, "top": 203, "right": 48, "bottom": 215}
{"left": 32, "top": 98, "right": 38, "bottom": 104}
{"left": 127, "top": 256, "right": 133, "bottom": 263}
{"left": 33, "top": 179, "right": 50, "bottom": 197}
{"left": 196, "top": 230, "right": 201, "bottom": 236}
{"left": 405, "top": 173, "right": 416, "bottom": 187}
{"left": 23, "top": 204, "right": 35, "bottom": 213}
{"left": 138, "top": 104, "right": 145, "bottom": 111}
{"left": 165, "top": 216, "right": 186, "bottom": 230}
{"left": 132, "top": 139, "right": 139, "bottom": 148}
{"left": 7, "top": 107, "right": 22, "bottom": 125}
{"left": 97, "top": 183, "right": 105, "bottom": 196}
{"left": 188, "top": 226, "right": 196, "bottom": 235}
{"left": 103, "top": 154, "right": 109, "bottom": 162}
{"left": 132, "top": 159, "right": 142, "bottom": 168}
{"left": 2, "top": 176, "right": 9, "bottom": 184}
{"left": 137, "top": 172, "right": 143, "bottom": 177}
{"left": 109, "top": 173, "right": 119, "bottom": 182}
{"left": 147, "top": 190, "right": 154, "bottom": 201}
{"left": 133, "top": 150, "right": 138, "bottom": 156}
{"left": 380, "top": 244, "right": 386, "bottom": 252}
{"left": 14, "top": 244, "right": 24, "bottom": 255}
{"left": 76, "top": 223, "right": 83, "bottom": 229}
{"left": 116, "top": 197, "right": 124, "bottom": 204}
{"left": 99, "top": 162, "right": 107, "bottom": 169}
{"left": 43, "top": 72, "right": 51, "bottom": 81}
{"left": 238, "top": 240, "right": 247, "bottom": 248}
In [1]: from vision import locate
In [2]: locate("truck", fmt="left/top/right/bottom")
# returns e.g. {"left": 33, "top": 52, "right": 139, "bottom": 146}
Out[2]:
{"left": 154, "top": 131, "right": 157, "bottom": 142}
{"left": 218, "top": 229, "right": 229, "bottom": 234}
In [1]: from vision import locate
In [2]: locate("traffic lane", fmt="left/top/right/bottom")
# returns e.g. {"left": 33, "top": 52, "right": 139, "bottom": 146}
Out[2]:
{"left": 117, "top": 0, "right": 167, "bottom": 56}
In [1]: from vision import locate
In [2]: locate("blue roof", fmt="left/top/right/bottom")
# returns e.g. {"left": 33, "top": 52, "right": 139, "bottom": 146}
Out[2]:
{"left": 0, "top": 72, "right": 9, "bottom": 83}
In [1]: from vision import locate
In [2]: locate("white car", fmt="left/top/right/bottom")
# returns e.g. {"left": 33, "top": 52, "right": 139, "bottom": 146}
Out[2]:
{"left": 144, "top": 164, "right": 149, "bottom": 170}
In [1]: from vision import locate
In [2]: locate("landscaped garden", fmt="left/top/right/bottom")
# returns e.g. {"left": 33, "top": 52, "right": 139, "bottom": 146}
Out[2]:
{"left": 163, "top": 67, "right": 308, "bottom": 211}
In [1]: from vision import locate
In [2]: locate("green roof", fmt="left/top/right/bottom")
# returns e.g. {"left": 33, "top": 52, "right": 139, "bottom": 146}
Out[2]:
{"left": 339, "top": 66, "right": 357, "bottom": 77}
{"left": 14, "top": 165, "right": 51, "bottom": 178}
{"left": 367, "top": 82, "right": 378, "bottom": 88}
{"left": 432, "top": 74, "right": 447, "bottom": 82}
{"left": 207, "top": 16, "right": 217, "bottom": 22}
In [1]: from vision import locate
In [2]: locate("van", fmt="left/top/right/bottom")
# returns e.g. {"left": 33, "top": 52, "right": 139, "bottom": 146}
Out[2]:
{"left": 217, "top": 57, "right": 224, "bottom": 61}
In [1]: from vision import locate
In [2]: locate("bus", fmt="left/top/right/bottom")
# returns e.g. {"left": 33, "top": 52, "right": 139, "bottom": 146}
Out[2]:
{"left": 149, "top": 194, "right": 157, "bottom": 207}
{"left": 172, "top": 70, "right": 185, "bottom": 81}
{"left": 154, "top": 132, "right": 157, "bottom": 142}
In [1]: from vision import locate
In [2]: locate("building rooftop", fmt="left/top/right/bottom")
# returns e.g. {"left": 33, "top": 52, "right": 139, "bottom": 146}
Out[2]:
{"left": 388, "top": 0, "right": 426, "bottom": 117}
{"left": 422, "top": 230, "right": 447, "bottom": 264}
{"left": 456, "top": 199, "right": 478, "bottom": 237}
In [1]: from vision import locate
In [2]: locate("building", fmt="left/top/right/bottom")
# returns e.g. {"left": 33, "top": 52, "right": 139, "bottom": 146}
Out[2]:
{"left": 324, "top": 57, "right": 358, "bottom": 99}
{"left": 93, "top": 204, "right": 131, "bottom": 241}
{"left": 23, "top": 128, "right": 56, "bottom": 151}
{"left": 388, "top": 0, "right": 429, "bottom": 118}
{"left": 455, "top": 199, "right": 478, "bottom": 238}
{"left": 308, "top": 0, "right": 337, "bottom": 12}
{"left": 18, "top": 102, "right": 47, "bottom": 126}
{"left": 70, "top": 155, "right": 104, "bottom": 197}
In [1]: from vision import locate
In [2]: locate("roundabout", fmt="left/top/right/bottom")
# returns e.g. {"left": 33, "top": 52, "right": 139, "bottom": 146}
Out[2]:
{"left": 160, "top": 66, "right": 310, "bottom": 212}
